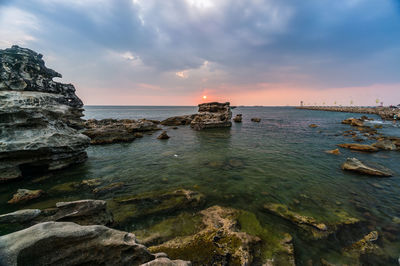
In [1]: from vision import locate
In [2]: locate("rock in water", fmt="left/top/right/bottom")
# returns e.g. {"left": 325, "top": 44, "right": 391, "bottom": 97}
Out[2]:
{"left": 190, "top": 102, "right": 232, "bottom": 130}
{"left": 157, "top": 131, "right": 170, "bottom": 139}
{"left": 341, "top": 158, "right": 393, "bottom": 177}
{"left": 251, "top": 117, "right": 261, "bottom": 122}
{"left": 337, "top": 143, "right": 379, "bottom": 152}
{"left": 0, "top": 46, "right": 90, "bottom": 182}
{"left": 0, "top": 221, "right": 190, "bottom": 266}
{"left": 233, "top": 114, "right": 242, "bottom": 122}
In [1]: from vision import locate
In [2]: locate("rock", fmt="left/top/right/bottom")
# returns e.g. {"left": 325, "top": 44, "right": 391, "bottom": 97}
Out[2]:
{"left": 42, "top": 199, "right": 113, "bottom": 226}
{"left": 342, "top": 118, "right": 365, "bottom": 127}
{"left": 0, "top": 209, "right": 41, "bottom": 224}
{"left": 264, "top": 203, "right": 359, "bottom": 239}
{"left": 92, "top": 182, "right": 124, "bottom": 195}
{"left": 343, "top": 231, "right": 381, "bottom": 260}
{"left": 190, "top": 102, "right": 232, "bottom": 130}
{"left": 0, "top": 222, "right": 157, "bottom": 266}
{"left": 337, "top": 143, "right": 379, "bottom": 152}
{"left": 325, "top": 148, "right": 341, "bottom": 155}
{"left": 109, "top": 189, "right": 205, "bottom": 225}
{"left": 157, "top": 131, "right": 170, "bottom": 140}
{"left": 0, "top": 45, "right": 90, "bottom": 182}
{"left": 161, "top": 115, "right": 196, "bottom": 126}
{"left": 374, "top": 124, "right": 383, "bottom": 129}
{"left": 251, "top": 117, "right": 261, "bottom": 122}
{"left": 233, "top": 114, "right": 242, "bottom": 122}
{"left": 140, "top": 258, "right": 191, "bottom": 266}
{"left": 8, "top": 189, "right": 44, "bottom": 204}
{"left": 84, "top": 119, "right": 160, "bottom": 144}
{"left": 309, "top": 124, "right": 318, "bottom": 128}
{"left": 147, "top": 206, "right": 295, "bottom": 265}
{"left": 341, "top": 158, "right": 393, "bottom": 177}
{"left": 372, "top": 140, "right": 397, "bottom": 150}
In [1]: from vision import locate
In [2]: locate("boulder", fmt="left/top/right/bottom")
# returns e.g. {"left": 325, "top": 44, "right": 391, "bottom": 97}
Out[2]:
{"left": 161, "top": 115, "right": 196, "bottom": 126}
{"left": 8, "top": 189, "right": 44, "bottom": 204}
{"left": 43, "top": 199, "right": 113, "bottom": 226}
{"left": 157, "top": 131, "right": 170, "bottom": 140}
{"left": 251, "top": 117, "right": 261, "bottom": 122}
{"left": 190, "top": 102, "right": 232, "bottom": 130}
{"left": 0, "top": 45, "right": 90, "bottom": 182}
{"left": 84, "top": 119, "right": 160, "bottom": 144}
{"left": 341, "top": 158, "right": 393, "bottom": 177}
{"left": 372, "top": 140, "right": 397, "bottom": 150}
{"left": 0, "top": 221, "right": 188, "bottom": 266}
{"left": 337, "top": 143, "right": 379, "bottom": 152}
{"left": 233, "top": 114, "right": 242, "bottom": 122}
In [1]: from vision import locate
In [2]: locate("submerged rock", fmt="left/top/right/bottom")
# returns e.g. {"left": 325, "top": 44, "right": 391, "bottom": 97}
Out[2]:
{"left": 263, "top": 203, "right": 359, "bottom": 239}
{"left": 0, "top": 221, "right": 189, "bottom": 266}
{"left": 8, "top": 189, "right": 44, "bottom": 204}
{"left": 190, "top": 102, "right": 232, "bottom": 130}
{"left": 147, "top": 206, "right": 295, "bottom": 266}
{"left": 233, "top": 114, "right": 242, "bottom": 122}
{"left": 157, "top": 131, "right": 170, "bottom": 140}
{"left": 109, "top": 189, "right": 205, "bottom": 225}
{"left": 92, "top": 182, "right": 125, "bottom": 196}
{"left": 341, "top": 158, "right": 393, "bottom": 177}
{"left": 325, "top": 148, "right": 341, "bottom": 155}
{"left": 0, "top": 45, "right": 90, "bottom": 182}
{"left": 161, "top": 115, "right": 196, "bottom": 126}
{"left": 337, "top": 143, "right": 379, "bottom": 152}
{"left": 309, "top": 124, "right": 318, "bottom": 128}
{"left": 372, "top": 140, "right": 397, "bottom": 150}
{"left": 84, "top": 119, "right": 160, "bottom": 144}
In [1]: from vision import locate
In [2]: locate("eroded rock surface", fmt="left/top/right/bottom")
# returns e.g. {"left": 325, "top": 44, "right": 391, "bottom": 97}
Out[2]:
{"left": 0, "top": 45, "right": 90, "bottom": 182}
{"left": 0, "top": 221, "right": 189, "bottom": 266}
{"left": 341, "top": 158, "right": 393, "bottom": 177}
{"left": 83, "top": 119, "right": 160, "bottom": 144}
{"left": 337, "top": 143, "right": 379, "bottom": 152}
{"left": 190, "top": 102, "right": 232, "bottom": 130}
{"left": 161, "top": 115, "right": 196, "bottom": 126}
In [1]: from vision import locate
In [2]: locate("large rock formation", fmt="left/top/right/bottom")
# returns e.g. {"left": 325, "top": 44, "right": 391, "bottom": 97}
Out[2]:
{"left": 190, "top": 102, "right": 232, "bottom": 130}
{"left": 0, "top": 222, "right": 190, "bottom": 266}
{"left": 0, "top": 45, "right": 90, "bottom": 182}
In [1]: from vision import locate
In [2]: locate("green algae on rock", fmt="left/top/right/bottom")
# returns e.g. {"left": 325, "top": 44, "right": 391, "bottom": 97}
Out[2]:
{"left": 143, "top": 206, "right": 295, "bottom": 265}
{"left": 263, "top": 203, "right": 359, "bottom": 239}
{"left": 108, "top": 189, "right": 205, "bottom": 226}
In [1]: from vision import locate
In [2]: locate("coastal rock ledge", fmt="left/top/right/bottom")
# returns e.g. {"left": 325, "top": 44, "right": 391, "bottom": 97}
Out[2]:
{"left": 0, "top": 46, "right": 90, "bottom": 182}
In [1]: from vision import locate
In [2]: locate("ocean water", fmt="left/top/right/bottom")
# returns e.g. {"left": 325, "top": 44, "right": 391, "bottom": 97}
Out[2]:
{"left": 1, "top": 106, "right": 400, "bottom": 265}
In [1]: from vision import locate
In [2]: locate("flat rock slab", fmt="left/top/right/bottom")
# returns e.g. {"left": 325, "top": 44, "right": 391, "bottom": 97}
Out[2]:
{"left": 342, "top": 158, "right": 393, "bottom": 177}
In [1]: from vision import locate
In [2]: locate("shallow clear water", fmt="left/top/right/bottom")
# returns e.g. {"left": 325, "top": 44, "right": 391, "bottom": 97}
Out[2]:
{"left": 1, "top": 106, "right": 400, "bottom": 265}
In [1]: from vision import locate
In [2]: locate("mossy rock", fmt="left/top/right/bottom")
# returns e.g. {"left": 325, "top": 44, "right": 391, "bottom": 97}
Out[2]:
{"left": 108, "top": 189, "right": 205, "bottom": 225}
{"left": 146, "top": 206, "right": 295, "bottom": 265}
{"left": 264, "top": 203, "right": 359, "bottom": 239}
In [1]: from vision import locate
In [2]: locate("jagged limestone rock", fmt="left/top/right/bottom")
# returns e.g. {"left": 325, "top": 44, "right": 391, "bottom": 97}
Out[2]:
{"left": 0, "top": 45, "right": 90, "bottom": 182}
{"left": 190, "top": 102, "right": 232, "bottom": 130}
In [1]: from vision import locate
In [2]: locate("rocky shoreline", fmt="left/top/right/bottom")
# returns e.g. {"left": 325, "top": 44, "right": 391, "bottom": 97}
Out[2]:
{"left": 297, "top": 106, "right": 400, "bottom": 120}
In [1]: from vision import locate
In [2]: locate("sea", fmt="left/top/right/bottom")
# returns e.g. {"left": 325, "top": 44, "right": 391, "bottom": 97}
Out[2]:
{"left": 1, "top": 106, "right": 400, "bottom": 265}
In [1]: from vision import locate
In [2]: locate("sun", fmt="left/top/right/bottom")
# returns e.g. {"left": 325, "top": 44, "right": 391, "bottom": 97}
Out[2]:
{"left": 202, "top": 95, "right": 207, "bottom": 99}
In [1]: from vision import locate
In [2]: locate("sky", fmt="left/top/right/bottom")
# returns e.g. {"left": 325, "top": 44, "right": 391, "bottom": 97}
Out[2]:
{"left": 1, "top": 0, "right": 400, "bottom": 106}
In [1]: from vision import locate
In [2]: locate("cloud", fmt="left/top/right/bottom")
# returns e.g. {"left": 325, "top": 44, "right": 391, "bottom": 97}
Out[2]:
{"left": 0, "top": 0, "right": 399, "bottom": 105}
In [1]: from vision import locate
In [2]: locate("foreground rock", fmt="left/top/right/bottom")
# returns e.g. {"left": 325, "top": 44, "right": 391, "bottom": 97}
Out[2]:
{"left": 143, "top": 206, "right": 295, "bottom": 265}
{"left": 0, "top": 222, "right": 189, "bottom": 266}
{"left": 0, "top": 209, "right": 41, "bottom": 224}
{"left": 264, "top": 203, "right": 359, "bottom": 239}
{"left": 0, "top": 45, "right": 90, "bottom": 182}
{"left": 337, "top": 143, "right": 379, "bottom": 152}
{"left": 190, "top": 102, "right": 232, "bottom": 130}
{"left": 161, "top": 115, "right": 196, "bottom": 126}
{"left": 84, "top": 119, "right": 160, "bottom": 144}
{"left": 341, "top": 158, "right": 393, "bottom": 177}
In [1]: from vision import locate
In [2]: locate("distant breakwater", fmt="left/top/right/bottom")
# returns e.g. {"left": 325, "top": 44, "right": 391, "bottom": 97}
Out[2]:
{"left": 296, "top": 106, "right": 399, "bottom": 120}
